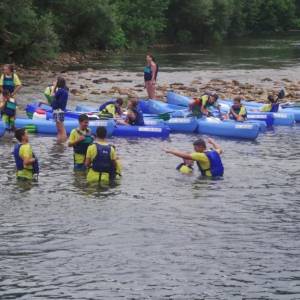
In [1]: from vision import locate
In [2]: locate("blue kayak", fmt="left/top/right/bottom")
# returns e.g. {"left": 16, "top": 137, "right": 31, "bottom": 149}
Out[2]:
{"left": 14, "top": 118, "right": 115, "bottom": 136}
{"left": 26, "top": 102, "right": 170, "bottom": 139}
{"left": 197, "top": 117, "right": 260, "bottom": 140}
{"left": 0, "top": 122, "right": 5, "bottom": 137}
{"left": 167, "top": 92, "right": 295, "bottom": 126}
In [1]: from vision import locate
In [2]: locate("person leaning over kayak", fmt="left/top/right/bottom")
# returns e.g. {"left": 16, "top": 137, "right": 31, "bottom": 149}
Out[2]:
{"left": 51, "top": 77, "right": 69, "bottom": 143}
{"left": 165, "top": 138, "right": 224, "bottom": 178}
{"left": 118, "top": 99, "right": 144, "bottom": 126}
{"left": 0, "top": 89, "right": 17, "bottom": 131}
{"left": 99, "top": 98, "right": 123, "bottom": 119}
{"left": 13, "top": 128, "right": 39, "bottom": 180}
{"left": 189, "top": 92, "right": 220, "bottom": 117}
{"left": 68, "top": 114, "right": 94, "bottom": 171}
{"left": 229, "top": 96, "right": 247, "bottom": 121}
{"left": 0, "top": 64, "right": 22, "bottom": 97}
{"left": 144, "top": 54, "right": 158, "bottom": 99}
{"left": 85, "top": 126, "right": 121, "bottom": 184}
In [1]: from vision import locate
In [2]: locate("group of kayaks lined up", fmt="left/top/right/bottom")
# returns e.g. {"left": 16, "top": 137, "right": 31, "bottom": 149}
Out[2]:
{"left": 1, "top": 90, "right": 299, "bottom": 141}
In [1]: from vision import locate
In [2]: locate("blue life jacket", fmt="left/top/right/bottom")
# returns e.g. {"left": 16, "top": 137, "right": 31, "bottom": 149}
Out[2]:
{"left": 99, "top": 100, "right": 122, "bottom": 116}
{"left": 129, "top": 108, "right": 144, "bottom": 126}
{"left": 197, "top": 150, "right": 224, "bottom": 177}
{"left": 73, "top": 129, "right": 94, "bottom": 155}
{"left": 13, "top": 144, "right": 39, "bottom": 174}
{"left": 2, "top": 99, "right": 17, "bottom": 117}
{"left": 144, "top": 64, "right": 159, "bottom": 81}
{"left": 92, "top": 144, "right": 116, "bottom": 180}
{"left": 270, "top": 103, "right": 279, "bottom": 112}
{"left": 2, "top": 74, "right": 15, "bottom": 94}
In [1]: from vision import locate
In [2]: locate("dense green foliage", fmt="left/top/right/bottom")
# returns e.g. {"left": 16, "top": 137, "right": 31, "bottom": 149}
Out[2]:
{"left": 0, "top": 0, "right": 299, "bottom": 64}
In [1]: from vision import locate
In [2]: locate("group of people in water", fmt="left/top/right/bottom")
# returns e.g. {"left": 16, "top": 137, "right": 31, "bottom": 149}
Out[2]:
{"left": 0, "top": 55, "right": 283, "bottom": 184}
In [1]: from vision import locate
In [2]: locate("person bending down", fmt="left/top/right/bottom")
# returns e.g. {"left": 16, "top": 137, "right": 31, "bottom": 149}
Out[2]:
{"left": 165, "top": 138, "right": 224, "bottom": 178}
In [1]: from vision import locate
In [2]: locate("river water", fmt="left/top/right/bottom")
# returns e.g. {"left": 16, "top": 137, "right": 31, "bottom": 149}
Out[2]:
{"left": 0, "top": 34, "right": 300, "bottom": 299}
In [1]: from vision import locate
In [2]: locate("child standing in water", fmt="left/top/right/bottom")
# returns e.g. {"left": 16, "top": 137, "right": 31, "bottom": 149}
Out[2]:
{"left": 0, "top": 90, "right": 17, "bottom": 131}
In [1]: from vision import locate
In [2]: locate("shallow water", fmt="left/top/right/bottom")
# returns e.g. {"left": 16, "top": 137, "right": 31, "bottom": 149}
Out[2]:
{"left": 0, "top": 126, "right": 300, "bottom": 299}
{"left": 1, "top": 34, "right": 300, "bottom": 299}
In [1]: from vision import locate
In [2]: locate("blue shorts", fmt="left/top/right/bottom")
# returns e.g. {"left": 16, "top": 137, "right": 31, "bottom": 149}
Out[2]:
{"left": 53, "top": 111, "right": 65, "bottom": 122}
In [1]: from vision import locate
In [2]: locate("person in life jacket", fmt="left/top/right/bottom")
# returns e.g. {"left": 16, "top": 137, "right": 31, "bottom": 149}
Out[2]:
{"left": 144, "top": 54, "right": 158, "bottom": 99}
{"left": 0, "top": 64, "right": 22, "bottom": 97}
{"left": 13, "top": 128, "right": 39, "bottom": 180}
{"left": 44, "top": 84, "right": 55, "bottom": 105}
{"left": 123, "top": 99, "right": 144, "bottom": 126}
{"left": 176, "top": 159, "right": 194, "bottom": 175}
{"left": 68, "top": 114, "right": 94, "bottom": 171}
{"left": 165, "top": 138, "right": 224, "bottom": 178}
{"left": 189, "top": 92, "right": 220, "bottom": 117}
{"left": 85, "top": 126, "right": 120, "bottom": 184}
{"left": 261, "top": 95, "right": 280, "bottom": 112}
{"left": 0, "top": 89, "right": 17, "bottom": 131}
{"left": 99, "top": 98, "right": 123, "bottom": 119}
{"left": 229, "top": 96, "right": 247, "bottom": 121}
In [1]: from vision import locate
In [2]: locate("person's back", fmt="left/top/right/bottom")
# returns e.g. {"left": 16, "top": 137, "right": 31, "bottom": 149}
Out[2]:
{"left": 126, "top": 99, "right": 144, "bottom": 126}
{"left": 85, "top": 126, "right": 118, "bottom": 184}
{"left": 99, "top": 98, "right": 123, "bottom": 119}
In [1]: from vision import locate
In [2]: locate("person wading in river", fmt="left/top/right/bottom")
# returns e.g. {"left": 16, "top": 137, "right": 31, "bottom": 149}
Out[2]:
{"left": 144, "top": 54, "right": 158, "bottom": 99}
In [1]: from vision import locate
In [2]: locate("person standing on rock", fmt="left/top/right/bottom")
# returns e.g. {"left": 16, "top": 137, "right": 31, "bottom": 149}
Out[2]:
{"left": 51, "top": 77, "right": 69, "bottom": 143}
{"left": 0, "top": 64, "right": 22, "bottom": 97}
{"left": 144, "top": 54, "right": 158, "bottom": 99}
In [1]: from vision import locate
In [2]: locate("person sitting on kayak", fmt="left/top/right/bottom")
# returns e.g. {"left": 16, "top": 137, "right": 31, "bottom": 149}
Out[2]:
{"left": 99, "top": 98, "right": 123, "bottom": 119}
{"left": 165, "top": 138, "right": 224, "bottom": 178}
{"left": 176, "top": 159, "right": 194, "bottom": 174}
{"left": 13, "top": 128, "right": 39, "bottom": 180}
{"left": 125, "top": 99, "right": 144, "bottom": 126}
{"left": 0, "top": 89, "right": 17, "bottom": 131}
{"left": 68, "top": 114, "right": 94, "bottom": 171}
{"left": 189, "top": 92, "right": 220, "bottom": 117}
{"left": 229, "top": 96, "right": 247, "bottom": 121}
{"left": 85, "top": 126, "right": 120, "bottom": 184}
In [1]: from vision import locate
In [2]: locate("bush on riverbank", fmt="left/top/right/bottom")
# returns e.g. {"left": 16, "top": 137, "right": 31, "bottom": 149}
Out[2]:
{"left": 0, "top": 0, "right": 299, "bottom": 64}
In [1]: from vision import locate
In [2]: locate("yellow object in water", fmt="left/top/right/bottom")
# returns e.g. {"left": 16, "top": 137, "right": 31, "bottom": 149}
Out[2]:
{"left": 177, "top": 163, "right": 193, "bottom": 174}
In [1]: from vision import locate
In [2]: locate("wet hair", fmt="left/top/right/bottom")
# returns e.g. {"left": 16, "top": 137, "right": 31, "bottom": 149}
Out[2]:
{"left": 4, "top": 64, "right": 14, "bottom": 73}
{"left": 147, "top": 53, "right": 156, "bottom": 63}
{"left": 115, "top": 98, "right": 123, "bottom": 106}
{"left": 79, "top": 114, "right": 89, "bottom": 122}
{"left": 193, "top": 138, "right": 206, "bottom": 149}
{"left": 268, "top": 95, "right": 275, "bottom": 103}
{"left": 233, "top": 96, "right": 242, "bottom": 103}
{"left": 96, "top": 126, "right": 107, "bottom": 139}
{"left": 56, "top": 77, "right": 67, "bottom": 89}
{"left": 15, "top": 128, "right": 26, "bottom": 142}
{"left": 210, "top": 91, "right": 219, "bottom": 100}
{"left": 2, "top": 89, "right": 11, "bottom": 98}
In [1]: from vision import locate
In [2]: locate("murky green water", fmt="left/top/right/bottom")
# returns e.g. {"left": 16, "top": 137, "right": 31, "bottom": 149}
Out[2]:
{"left": 1, "top": 34, "right": 300, "bottom": 299}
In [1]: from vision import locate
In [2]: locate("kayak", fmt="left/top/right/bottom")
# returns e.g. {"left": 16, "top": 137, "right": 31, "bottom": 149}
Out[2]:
{"left": 167, "top": 92, "right": 295, "bottom": 126}
{"left": 14, "top": 118, "right": 115, "bottom": 136}
{"left": 0, "top": 122, "right": 5, "bottom": 137}
{"left": 26, "top": 102, "right": 170, "bottom": 139}
{"left": 197, "top": 117, "right": 260, "bottom": 140}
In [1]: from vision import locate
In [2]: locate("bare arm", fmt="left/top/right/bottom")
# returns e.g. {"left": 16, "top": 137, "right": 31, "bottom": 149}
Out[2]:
{"left": 23, "top": 157, "right": 35, "bottom": 167}
{"left": 207, "top": 138, "right": 223, "bottom": 154}
{"left": 164, "top": 148, "right": 193, "bottom": 160}
{"left": 85, "top": 157, "right": 91, "bottom": 168}
{"left": 12, "top": 85, "right": 22, "bottom": 97}
{"left": 151, "top": 63, "right": 157, "bottom": 82}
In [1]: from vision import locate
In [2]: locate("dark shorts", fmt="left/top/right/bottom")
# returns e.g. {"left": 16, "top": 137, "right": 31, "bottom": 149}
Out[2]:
{"left": 53, "top": 111, "right": 65, "bottom": 122}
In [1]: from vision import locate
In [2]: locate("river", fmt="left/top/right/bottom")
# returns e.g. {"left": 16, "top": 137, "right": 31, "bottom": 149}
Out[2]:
{"left": 0, "top": 34, "right": 300, "bottom": 299}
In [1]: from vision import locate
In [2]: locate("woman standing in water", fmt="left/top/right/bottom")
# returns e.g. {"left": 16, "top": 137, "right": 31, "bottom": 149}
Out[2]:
{"left": 144, "top": 54, "right": 158, "bottom": 99}
{"left": 51, "top": 77, "right": 68, "bottom": 143}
